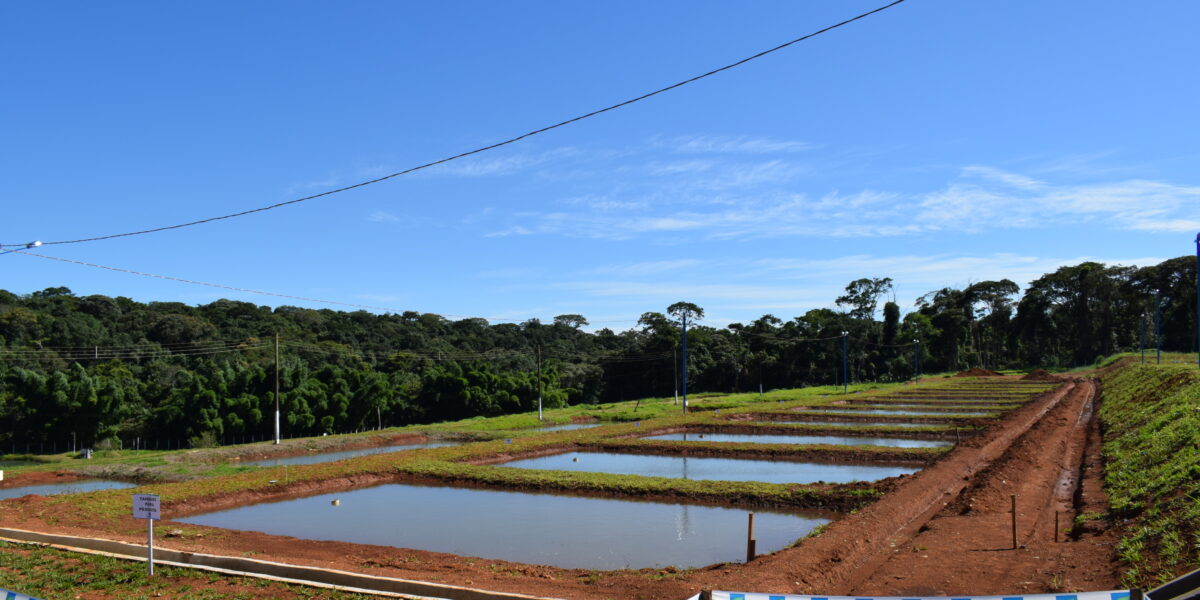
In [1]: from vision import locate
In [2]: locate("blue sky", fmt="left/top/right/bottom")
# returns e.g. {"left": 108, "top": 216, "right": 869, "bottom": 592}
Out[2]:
{"left": 3, "top": 1, "right": 1198, "bottom": 330}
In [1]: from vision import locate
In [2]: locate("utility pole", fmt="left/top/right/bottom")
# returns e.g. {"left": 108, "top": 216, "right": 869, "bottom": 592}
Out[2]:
{"left": 673, "top": 348, "right": 679, "bottom": 405}
{"left": 841, "top": 331, "right": 849, "bottom": 394}
{"left": 274, "top": 333, "right": 281, "bottom": 444}
{"left": 681, "top": 314, "right": 689, "bottom": 414}
{"left": 1140, "top": 312, "right": 1146, "bottom": 364}
{"left": 913, "top": 339, "right": 921, "bottom": 382}
{"left": 1156, "top": 291, "right": 1163, "bottom": 365}
{"left": 536, "top": 345, "right": 543, "bottom": 421}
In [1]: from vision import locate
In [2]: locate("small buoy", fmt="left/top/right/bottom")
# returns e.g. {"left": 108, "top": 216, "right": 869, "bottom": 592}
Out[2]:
{"left": 331, "top": 499, "right": 340, "bottom": 506}
{"left": 572, "top": 457, "right": 579, "bottom": 462}
{"left": 698, "top": 434, "right": 704, "bottom": 439}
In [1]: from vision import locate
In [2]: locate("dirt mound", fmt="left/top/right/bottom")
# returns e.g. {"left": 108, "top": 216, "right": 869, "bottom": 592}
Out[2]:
{"left": 1021, "top": 369, "right": 1058, "bottom": 381}
{"left": 954, "top": 368, "right": 1002, "bottom": 377}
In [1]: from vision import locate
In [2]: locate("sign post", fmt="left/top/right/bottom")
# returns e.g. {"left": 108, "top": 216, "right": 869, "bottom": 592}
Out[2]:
{"left": 132, "top": 493, "right": 161, "bottom": 575}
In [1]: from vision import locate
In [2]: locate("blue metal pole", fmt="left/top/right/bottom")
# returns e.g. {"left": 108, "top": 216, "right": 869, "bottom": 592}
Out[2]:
{"left": 681, "top": 314, "right": 688, "bottom": 414}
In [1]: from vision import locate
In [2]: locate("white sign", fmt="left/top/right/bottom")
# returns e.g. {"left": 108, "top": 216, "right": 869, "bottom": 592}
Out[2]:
{"left": 132, "top": 493, "right": 160, "bottom": 520}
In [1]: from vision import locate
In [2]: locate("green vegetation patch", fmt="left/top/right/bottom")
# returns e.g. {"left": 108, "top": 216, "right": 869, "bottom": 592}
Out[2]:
{"left": 1099, "top": 362, "right": 1200, "bottom": 588}
{"left": 393, "top": 460, "right": 879, "bottom": 512}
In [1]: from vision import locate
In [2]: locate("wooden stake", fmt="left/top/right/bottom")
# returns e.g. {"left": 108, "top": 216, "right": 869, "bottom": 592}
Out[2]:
{"left": 1011, "top": 494, "right": 1018, "bottom": 549}
{"left": 746, "top": 512, "right": 757, "bottom": 562}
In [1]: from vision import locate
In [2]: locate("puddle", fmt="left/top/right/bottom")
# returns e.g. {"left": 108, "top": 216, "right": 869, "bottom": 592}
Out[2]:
{"left": 0, "top": 460, "right": 35, "bottom": 468}
{"left": 502, "top": 451, "right": 919, "bottom": 484}
{"left": 241, "top": 442, "right": 457, "bottom": 467}
{"left": 178, "top": 483, "right": 834, "bottom": 569}
{"left": 0, "top": 480, "right": 136, "bottom": 501}
{"left": 643, "top": 432, "right": 950, "bottom": 449}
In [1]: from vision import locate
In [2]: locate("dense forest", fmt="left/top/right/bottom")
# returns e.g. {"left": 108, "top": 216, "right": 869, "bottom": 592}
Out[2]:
{"left": 0, "top": 256, "right": 1195, "bottom": 449}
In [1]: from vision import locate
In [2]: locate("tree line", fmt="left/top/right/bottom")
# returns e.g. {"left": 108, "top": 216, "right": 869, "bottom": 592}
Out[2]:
{"left": 0, "top": 255, "right": 1194, "bottom": 448}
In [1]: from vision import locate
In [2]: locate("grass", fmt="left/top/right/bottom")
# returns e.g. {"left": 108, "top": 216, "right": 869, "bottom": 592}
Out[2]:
{"left": 0, "top": 540, "right": 377, "bottom": 599}
{"left": 1097, "top": 359, "right": 1200, "bottom": 588}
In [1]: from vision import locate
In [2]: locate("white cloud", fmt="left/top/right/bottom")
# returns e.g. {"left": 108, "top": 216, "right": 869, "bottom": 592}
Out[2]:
{"left": 666, "top": 135, "right": 816, "bottom": 154}
{"left": 587, "top": 259, "right": 708, "bottom": 277}
{"left": 368, "top": 211, "right": 400, "bottom": 223}
{"left": 420, "top": 147, "right": 578, "bottom": 178}
{"left": 484, "top": 225, "right": 534, "bottom": 237}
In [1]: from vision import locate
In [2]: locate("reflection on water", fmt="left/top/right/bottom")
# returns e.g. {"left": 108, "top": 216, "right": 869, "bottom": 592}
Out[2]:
{"left": 643, "top": 432, "right": 950, "bottom": 448}
{"left": 503, "top": 451, "right": 919, "bottom": 484}
{"left": 178, "top": 483, "right": 833, "bottom": 569}
{"left": 241, "top": 442, "right": 456, "bottom": 467}
{"left": 0, "top": 480, "right": 135, "bottom": 501}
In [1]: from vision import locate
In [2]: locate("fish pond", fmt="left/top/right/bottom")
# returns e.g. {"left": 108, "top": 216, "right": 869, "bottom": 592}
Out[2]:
{"left": 0, "top": 480, "right": 135, "bottom": 501}
{"left": 178, "top": 483, "right": 834, "bottom": 569}
{"left": 530, "top": 423, "right": 601, "bottom": 433}
{"left": 643, "top": 432, "right": 950, "bottom": 448}
{"left": 806, "top": 409, "right": 991, "bottom": 417}
{"left": 758, "top": 420, "right": 934, "bottom": 428}
{"left": 241, "top": 441, "right": 457, "bottom": 467}
{"left": 502, "top": 451, "right": 919, "bottom": 484}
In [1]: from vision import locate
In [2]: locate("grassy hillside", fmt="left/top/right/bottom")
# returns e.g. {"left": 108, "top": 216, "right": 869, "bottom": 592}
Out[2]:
{"left": 1099, "top": 357, "right": 1200, "bottom": 588}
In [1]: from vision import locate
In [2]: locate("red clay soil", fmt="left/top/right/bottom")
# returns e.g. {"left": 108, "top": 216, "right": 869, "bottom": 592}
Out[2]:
{"left": 0, "top": 469, "right": 91, "bottom": 489}
{"left": 0, "top": 380, "right": 1120, "bottom": 600}
{"left": 1022, "top": 369, "right": 1061, "bottom": 381}
{"left": 955, "top": 368, "right": 1004, "bottom": 377}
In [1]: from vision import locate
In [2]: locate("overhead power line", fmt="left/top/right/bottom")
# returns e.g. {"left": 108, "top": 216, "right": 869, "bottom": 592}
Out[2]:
{"left": 1, "top": 0, "right": 907, "bottom": 250}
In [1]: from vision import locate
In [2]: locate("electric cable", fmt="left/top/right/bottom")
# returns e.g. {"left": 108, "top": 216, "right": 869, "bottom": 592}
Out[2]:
{"left": 0, "top": 0, "right": 907, "bottom": 250}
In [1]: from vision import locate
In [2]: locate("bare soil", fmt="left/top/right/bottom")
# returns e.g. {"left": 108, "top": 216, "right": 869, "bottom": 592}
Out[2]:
{"left": 0, "top": 380, "right": 1119, "bottom": 600}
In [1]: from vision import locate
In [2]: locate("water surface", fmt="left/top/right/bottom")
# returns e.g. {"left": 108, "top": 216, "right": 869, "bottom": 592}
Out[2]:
{"left": 644, "top": 432, "right": 949, "bottom": 449}
{"left": 179, "top": 483, "right": 833, "bottom": 569}
{"left": 0, "top": 480, "right": 135, "bottom": 501}
{"left": 760, "top": 420, "right": 933, "bottom": 428}
{"left": 503, "top": 452, "right": 918, "bottom": 484}
{"left": 241, "top": 441, "right": 455, "bottom": 467}
{"left": 0, "top": 460, "right": 34, "bottom": 468}
{"left": 532, "top": 423, "right": 600, "bottom": 433}
{"left": 806, "top": 409, "right": 990, "bottom": 417}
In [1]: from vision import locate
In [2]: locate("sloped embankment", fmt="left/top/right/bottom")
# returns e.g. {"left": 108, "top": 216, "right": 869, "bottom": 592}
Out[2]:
{"left": 1099, "top": 361, "right": 1200, "bottom": 588}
